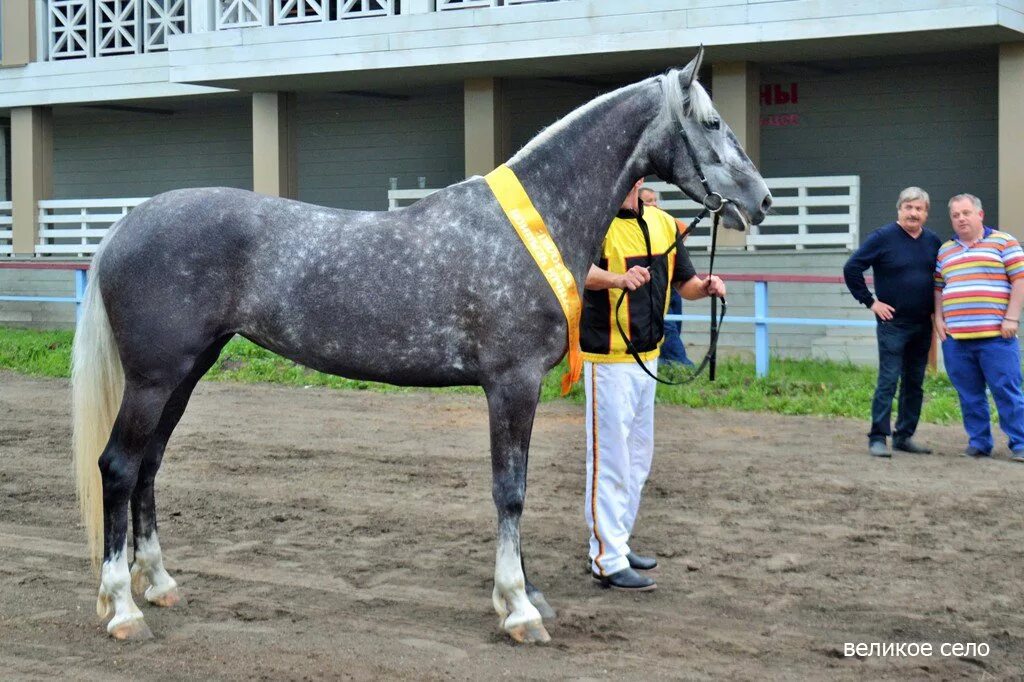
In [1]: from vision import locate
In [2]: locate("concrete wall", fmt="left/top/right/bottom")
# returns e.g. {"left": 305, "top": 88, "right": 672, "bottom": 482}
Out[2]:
{"left": 0, "top": 268, "right": 77, "bottom": 328}
{"left": 760, "top": 50, "right": 999, "bottom": 240}
{"left": 295, "top": 87, "right": 464, "bottom": 211}
{"left": 52, "top": 97, "right": 253, "bottom": 199}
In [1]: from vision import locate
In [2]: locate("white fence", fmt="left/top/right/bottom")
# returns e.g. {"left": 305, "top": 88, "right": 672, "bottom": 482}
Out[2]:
{"left": 44, "top": 0, "right": 573, "bottom": 58}
{"left": 0, "top": 202, "right": 12, "bottom": 257}
{"left": 389, "top": 175, "right": 861, "bottom": 251}
{"left": 35, "top": 198, "right": 148, "bottom": 257}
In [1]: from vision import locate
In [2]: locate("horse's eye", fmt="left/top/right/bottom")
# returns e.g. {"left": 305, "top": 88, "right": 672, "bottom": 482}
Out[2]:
{"left": 704, "top": 118, "right": 721, "bottom": 131}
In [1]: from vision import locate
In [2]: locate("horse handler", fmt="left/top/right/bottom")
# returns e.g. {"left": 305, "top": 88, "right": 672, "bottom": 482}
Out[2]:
{"left": 581, "top": 178, "right": 725, "bottom": 591}
{"left": 843, "top": 187, "right": 942, "bottom": 458}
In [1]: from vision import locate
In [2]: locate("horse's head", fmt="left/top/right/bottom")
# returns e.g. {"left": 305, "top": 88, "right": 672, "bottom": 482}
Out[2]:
{"left": 647, "top": 48, "right": 772, "bottom": 230}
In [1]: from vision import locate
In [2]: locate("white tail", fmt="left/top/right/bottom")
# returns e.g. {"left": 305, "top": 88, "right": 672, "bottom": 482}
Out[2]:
{"left": 71, "top": 252, "right": 124, "bottom": 570}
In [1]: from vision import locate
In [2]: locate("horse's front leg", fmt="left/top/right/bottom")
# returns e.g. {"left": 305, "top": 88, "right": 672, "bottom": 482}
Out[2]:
{"left": 484, "top": 376, "right": 550, "bottom": 644}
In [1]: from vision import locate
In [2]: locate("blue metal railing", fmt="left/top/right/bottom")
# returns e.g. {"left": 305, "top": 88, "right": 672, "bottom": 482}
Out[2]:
{"left": 666, "top": 275, "right": 876, "bottom": 377}
{"left": 0, "top": 262, "right": 89, "bottom": 323}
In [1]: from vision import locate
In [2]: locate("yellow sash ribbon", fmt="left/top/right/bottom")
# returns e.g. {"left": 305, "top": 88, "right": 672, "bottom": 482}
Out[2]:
{"left": 484, "top": 164, "right": 582, "bottom": 395}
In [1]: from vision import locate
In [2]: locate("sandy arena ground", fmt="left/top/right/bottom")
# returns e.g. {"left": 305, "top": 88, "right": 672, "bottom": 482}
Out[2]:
{"left": 2, "top": 371, "right": 1023, "bottom": 680}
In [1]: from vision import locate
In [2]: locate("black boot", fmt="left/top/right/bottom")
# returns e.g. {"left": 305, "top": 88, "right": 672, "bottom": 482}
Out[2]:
{"left": 627, "top": 552, "right": 658, "bottom": 570}
{"left": 592, "top": 567, "right": 657, "bottom": 591}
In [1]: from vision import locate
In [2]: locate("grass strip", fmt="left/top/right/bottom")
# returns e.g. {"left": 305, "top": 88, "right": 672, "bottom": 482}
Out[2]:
{"left": 0, "top": 326, "right": 965, "bottom": 424}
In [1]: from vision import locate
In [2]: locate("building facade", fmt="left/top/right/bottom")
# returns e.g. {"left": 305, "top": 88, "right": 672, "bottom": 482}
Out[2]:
{"left": 1, "top": 0, "right": 1023, "bottom": 361}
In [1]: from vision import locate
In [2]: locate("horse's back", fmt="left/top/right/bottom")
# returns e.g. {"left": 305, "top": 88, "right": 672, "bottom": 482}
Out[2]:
{"left": 95, "top": 183, "right": 566, "bottom": 386}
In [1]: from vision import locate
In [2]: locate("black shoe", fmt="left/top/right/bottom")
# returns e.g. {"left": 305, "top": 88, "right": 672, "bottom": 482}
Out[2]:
{"left": 963, "top": 446, "right": 992, "bottom": 458}
{"left": 869, "top": 440, "right": 891, "bottom": 458}
{"left": 627, "top": 552, "right": 658, "bottom": 571}
{"left": 893, "top": 438, "right": 932, "bottom": 454}
{"left": 592, "top": 567, "right": 657, "bottom": 591}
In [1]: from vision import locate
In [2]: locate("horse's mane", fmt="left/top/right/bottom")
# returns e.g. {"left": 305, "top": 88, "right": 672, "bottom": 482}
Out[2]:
{"left": 661, "top": 68, "right": 716, "bottom": 127}
{"left": 508, "top": 68, "right": 714, "bottom": 165}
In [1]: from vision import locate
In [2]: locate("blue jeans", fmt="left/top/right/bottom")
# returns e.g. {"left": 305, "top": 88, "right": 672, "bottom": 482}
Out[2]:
{"left": 661, "top": 290, "right": 693, "bottom": 366}
{"left": 870, "top": 319, "right": 931, "bottom": 442}
{"left": 942, "top": 335, "right": 1024, "bottom": 453}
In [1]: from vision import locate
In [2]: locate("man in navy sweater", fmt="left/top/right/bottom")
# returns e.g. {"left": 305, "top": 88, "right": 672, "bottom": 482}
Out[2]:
{"left": 844, "top": 187, "right": 943, "bottom": 457}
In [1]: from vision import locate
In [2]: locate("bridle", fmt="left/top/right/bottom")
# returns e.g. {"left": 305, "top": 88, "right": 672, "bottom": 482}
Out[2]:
{"left": 613, "top": 115, "right": 738, "bottom": 386}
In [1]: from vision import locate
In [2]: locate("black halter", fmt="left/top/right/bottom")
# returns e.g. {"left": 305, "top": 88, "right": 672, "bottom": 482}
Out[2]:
{"left": 613, "top": 123, "right": 733, "bottom": 385}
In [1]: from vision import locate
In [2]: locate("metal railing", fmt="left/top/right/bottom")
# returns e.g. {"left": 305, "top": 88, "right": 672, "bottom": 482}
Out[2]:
{"left": 389, "top": 175, "right": 861, "bottom": 251}
{"left": 0, "top": 261, "right": 90, "bottom": 323}
{"left": 35, "top": 198, "right": 147, "bottom": 257}
{"left": 670, "top": 274, "right": 876, "bottom": 377}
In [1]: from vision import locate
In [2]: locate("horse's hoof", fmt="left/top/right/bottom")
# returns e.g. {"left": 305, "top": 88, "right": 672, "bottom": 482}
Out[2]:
{"left": 506, "top": 619, "right": 551, "bottom": 644}
{"left": 109, "top": 618, "right": 154, "bottom": 641}
{"left": 147, "top": 587, "right": 185, "bottom": 608}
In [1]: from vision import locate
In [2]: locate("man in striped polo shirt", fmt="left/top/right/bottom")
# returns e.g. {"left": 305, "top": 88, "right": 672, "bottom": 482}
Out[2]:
{"left": 934, "top": 194, "right": 1024, "bottom": 460}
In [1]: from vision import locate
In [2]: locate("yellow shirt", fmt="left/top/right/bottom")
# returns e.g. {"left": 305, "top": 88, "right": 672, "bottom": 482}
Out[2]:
{"left": 580, "top": 206, "right": 695, "bottom": 363}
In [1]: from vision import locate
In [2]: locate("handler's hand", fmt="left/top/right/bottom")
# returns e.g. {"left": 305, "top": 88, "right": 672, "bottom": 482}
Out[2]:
{"left": 934, "top": 316, "right": 948, "bottom": 342}
{"left": 703, "top": 275, "right": 726, "bottom": 298}
{"left": 615, "top": 265, "right": 651, "bottom": 291}
{"left": 870, "top": 300, "right": 895, "bottom": 321}
{"left": 1001, "top": 317, "right": 1019, "bottom": 339}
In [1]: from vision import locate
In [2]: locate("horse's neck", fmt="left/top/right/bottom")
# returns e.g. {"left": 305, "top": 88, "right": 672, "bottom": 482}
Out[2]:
{"left": 506, "top": 83, "right": 661, "bottom": 281}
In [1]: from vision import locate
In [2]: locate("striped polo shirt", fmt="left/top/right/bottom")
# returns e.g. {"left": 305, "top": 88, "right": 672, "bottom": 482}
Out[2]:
{"left": 934, "top": 227, "right": 1024, "bottom": 339}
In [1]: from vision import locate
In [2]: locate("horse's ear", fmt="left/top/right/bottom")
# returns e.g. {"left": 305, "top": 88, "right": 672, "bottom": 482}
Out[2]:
{"left": 679, "top": 46, "right": 705, "bottom": 88}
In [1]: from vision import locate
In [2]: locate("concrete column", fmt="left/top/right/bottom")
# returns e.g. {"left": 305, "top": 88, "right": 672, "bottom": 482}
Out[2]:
{"left": 190, "top": 0, "right": 214, "bottom": 32}
{"left": 464, "top": 77, "right": 508, "bottom": 178}
{"left": 401, "top": 0, "right": 435, "bottom": 13}
{"left": 2, "top": 0, "right": 37, "bottom": 66}
{"left": 252, "top": 92, "right": 298, "bottom": 199}
{"left": 1000, "top": 44, "right": 1024, "bottom": 233}
{"left": 11, "top": 107, "right": 53, "bottom": 256}
{"left": 711, "top": 62, "right": 761, "bottom": 248}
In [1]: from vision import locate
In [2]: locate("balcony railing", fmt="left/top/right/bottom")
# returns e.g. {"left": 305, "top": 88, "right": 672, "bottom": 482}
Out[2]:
{"left": 389, "top": 175, "right": 862, "bottom": 252}
{"left": 0, "top": 202, "right": 12, "bottom": 256}
{"left": 45, "top": 0, "right": 572, "bottom": 59}
{"left": 48, "top": 0, "right": 190, "bottom": 59}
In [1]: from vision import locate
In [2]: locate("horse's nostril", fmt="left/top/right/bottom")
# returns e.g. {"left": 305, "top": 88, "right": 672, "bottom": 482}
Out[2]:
{"left": 761, "top": 194, "right": 773, "bottom": 212}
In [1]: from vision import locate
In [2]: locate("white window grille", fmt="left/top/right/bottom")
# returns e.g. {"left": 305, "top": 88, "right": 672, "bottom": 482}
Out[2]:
{"left": 437, "top": 0, "right": 499, "bottom": 10}
{"left": 0, "top": 202, "right": 12, "bottom": 257}
{"left": 36, "top": 198, "right": 148, "bottom": 258}
{"left": 337, "top": 0, "right": 394, "bottom": 18}
{"left": 95, "top": 0, "right": 141, "bottom": 56}
{"left": 216, "top": 0, "right": 270, "bottom": 29}
{"left": 274, "top": 0, "right": 328, "bottom": 24}
{"left": 47, "top": 0, "right": 190, "bottom": 59}
{"left": 48, "top": 0, "right": 93, "bottom": 60}
{"left": 143, "top": 0, "right": 189, "bottom": 51}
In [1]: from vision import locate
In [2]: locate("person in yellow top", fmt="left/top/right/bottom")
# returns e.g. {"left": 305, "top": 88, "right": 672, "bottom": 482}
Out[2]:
{"left": 582, "top": 178, "right": 725, "bottom": 591}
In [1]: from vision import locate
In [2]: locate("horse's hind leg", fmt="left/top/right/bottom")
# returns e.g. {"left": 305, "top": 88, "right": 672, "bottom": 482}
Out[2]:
{"left": 484, "top": 375, "right": 551, "bottom": 644}
{"left": 96, "top": 379, "right": 180, "bottom": 640}
{"left": 130, "top": 338, "right": 230, "bottom": 608}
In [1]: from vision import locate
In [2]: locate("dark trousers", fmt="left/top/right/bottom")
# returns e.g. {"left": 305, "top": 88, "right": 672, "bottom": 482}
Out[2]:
{"left": 870, "top": 319, "right": 932, "bottom": 442}
{"left": 661, "top": 290, "right": 693, "bottom": 365}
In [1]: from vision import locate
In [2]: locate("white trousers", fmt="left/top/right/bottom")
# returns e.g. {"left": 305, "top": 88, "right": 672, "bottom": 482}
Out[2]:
{"left": 584, "top": 360, "right": 656, "bottom": 576}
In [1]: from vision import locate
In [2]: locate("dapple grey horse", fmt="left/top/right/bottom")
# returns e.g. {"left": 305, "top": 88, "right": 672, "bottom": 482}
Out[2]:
{"left": 72, "top": 48, "right": 771, "bottom": 644}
